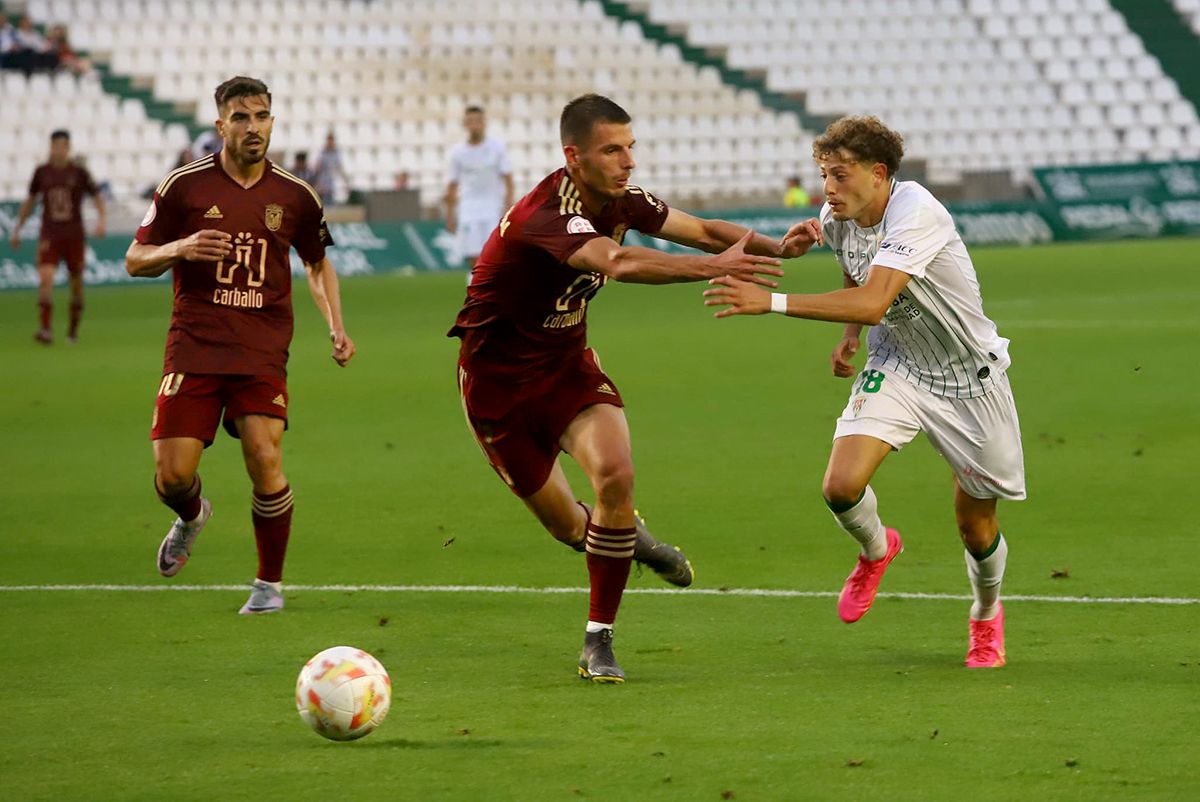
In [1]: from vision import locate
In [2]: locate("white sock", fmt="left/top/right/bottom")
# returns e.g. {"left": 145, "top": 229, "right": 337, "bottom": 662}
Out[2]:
{"left": 256, "top": 579, "right": 283, "bottom": 593}
{"left": 829, "top": 485, "right": 887, "bottom": 560}
{"left": 585, "top": 621, "right": 612, "bottom": 633}
{"left": 965, "top": 533, "right": 1007, "bottom": 621}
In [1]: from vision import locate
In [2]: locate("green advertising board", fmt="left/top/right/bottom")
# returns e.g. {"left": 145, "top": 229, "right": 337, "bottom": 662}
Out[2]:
{"left": 1033, "top": 160, "right": 1200, "bottom": 203}
{"left": 3, "top": 162, "right": 1197, "bottom": 291}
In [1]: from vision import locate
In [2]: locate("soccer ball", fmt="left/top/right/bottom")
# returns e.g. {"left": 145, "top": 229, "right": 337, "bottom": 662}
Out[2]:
{"left": 295, "top": 646, "right": 391, "bottom": 741}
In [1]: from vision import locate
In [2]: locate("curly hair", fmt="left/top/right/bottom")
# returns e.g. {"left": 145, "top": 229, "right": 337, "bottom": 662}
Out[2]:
{"left": 812, "top": 116, "right": 904, "bottom": 177}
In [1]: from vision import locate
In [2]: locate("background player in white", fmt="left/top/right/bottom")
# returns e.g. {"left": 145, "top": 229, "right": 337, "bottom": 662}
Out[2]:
{"left": 445, "top": 105, "right": 513, "bottom": 276}
{"left": 704, "top": 116, "right": 1024, "bottom": 668}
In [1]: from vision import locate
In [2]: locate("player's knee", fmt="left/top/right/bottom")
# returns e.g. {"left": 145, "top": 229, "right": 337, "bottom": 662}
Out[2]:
{"left": 591, "top": 459, "right": 634, "bottom": 507}
{"left": 821, "top": 473, "right": 864, "bottom": 508}
{"left": 155, "top": 466, "right": 194, "bottom": 496}
{"left": 244, "top": 444, "right": 282, "bottom": 483}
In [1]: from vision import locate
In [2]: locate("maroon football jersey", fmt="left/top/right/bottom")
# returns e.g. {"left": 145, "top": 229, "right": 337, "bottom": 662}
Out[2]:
{"left": 135, "top": 154, "right": 332, "bottom": 377}
{"left": 449, "top": 167, "right": 669, "bottom": 383}
{"left": 28, "top": 162, "right": 98, "bottom": 240}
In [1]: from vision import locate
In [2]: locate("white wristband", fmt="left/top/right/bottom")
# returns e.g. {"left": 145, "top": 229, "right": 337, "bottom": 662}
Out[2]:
{"left": 770, "top": 293, "right": 788, "bottom": 314}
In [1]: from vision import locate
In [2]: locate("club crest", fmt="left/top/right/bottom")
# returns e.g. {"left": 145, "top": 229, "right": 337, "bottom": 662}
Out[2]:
{"left": 265, "top": 203, "right": 284, "bottom": 231}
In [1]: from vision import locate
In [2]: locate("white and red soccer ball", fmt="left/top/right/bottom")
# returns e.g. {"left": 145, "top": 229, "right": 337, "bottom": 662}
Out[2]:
{"left": 295, "top": 646, "right": 391, "bottom": 741}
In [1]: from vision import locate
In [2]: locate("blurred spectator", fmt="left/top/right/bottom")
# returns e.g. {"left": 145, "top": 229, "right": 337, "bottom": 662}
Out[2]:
{"left": 783, "top": 175, "right": 811, "bottom": 208}
{"left": 192, "top": 128, "right": 223, "bottom": 158}
{"left": 2, "top": 15, "right": 58, "bottom": 74}
{"left": 173, "top": 146, "right": 195, "bottom": 169}
{"left": 0, "top": 17, "right": 14, "bottom": 66}
{"left": 47, "top": 25, "right": 91, "bottom": 76}
{"left": 291, "top": 151, "right": 318, "bottom": 185}
{"left": 314, "top": 132, "right": 349, "bottom": 206}
{"left": 394, "top": 170, "right": 410, "bottom": 190}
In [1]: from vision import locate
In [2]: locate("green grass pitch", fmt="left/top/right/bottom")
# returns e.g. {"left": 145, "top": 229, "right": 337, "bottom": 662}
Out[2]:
{"left": 1, "top": 239, "right": 1197, "bottom": 800}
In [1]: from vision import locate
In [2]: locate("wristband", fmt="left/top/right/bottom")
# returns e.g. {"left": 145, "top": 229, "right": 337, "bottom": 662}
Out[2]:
{"left": 770, "top": 293, "right": 788, "bottom": 314}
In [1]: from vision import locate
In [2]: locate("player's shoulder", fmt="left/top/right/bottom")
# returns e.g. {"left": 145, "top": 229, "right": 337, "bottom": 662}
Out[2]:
{"left": 154, "top": 154, "right": 219, "bottom": 197}
{"left": 888, "top": 180, "right": 948, "bottom": 219}
{"left": 621, "top": 183, "right": 666, "bottom": 212}
{"left": 270, "top": 162, "right": 324, "bottom": 210}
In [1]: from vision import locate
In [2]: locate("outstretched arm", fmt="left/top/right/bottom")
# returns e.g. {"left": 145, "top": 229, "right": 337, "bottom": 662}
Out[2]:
{"left": 654, "top": 207, "right": 823, "bottom": 259}
{"left": 567, "top": 229, "right": 782, "bottom": 286}
{"left": 305, "top": 256, "right": 356, "bottom": 367}
{"left": 703, "top": 264, "right": 911, "bottom": 325}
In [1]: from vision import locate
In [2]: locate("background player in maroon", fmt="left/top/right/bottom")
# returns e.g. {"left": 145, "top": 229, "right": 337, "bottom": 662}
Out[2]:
{"left": 450, "top": 95, "right": 823, "bottom": 682}
{"left": 125, "top": 76, "right": 356, "bottom": 615}
{"left": 10, "top": 129, "right": 106, "bottom": 345}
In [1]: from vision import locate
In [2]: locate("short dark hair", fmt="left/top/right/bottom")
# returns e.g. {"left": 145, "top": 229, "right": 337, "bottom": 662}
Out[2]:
{"left": 812, "top": 115, "right": 904, "bottom": 177}
{"left": 465, "top": 105, "right": 484, "bottom": 115}
{"left": 560, "top": 94, "right": 631, "bottom": 146}
{"left": 213, "top": 76, "right": 271, "bottom": 111}
{"left": 50, "top": 129, "right": 70, "bottom": 142}
{"left": 295, "top": 151, "right": 308, "bottom": 161}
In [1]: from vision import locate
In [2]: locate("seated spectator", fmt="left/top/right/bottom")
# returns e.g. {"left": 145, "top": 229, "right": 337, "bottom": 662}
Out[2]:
{"left": 47, "top": 25, "right": 91, "bottom": 76}
{"left": 5, "top": 15, "right": 58, "bottom": 75}
{"left": 0, "top": 17, "right": 15, "bottom": 68}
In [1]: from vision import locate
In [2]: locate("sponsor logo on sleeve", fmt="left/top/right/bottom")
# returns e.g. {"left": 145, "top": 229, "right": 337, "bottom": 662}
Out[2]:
{"left": 140, "top": 201, "right": 157, "bottom": 227}
{"left": 567, "top": 216, "right": 597, "bottom": 235}
{"left": 879, "top": 241, "right": 916, "bottom": 256}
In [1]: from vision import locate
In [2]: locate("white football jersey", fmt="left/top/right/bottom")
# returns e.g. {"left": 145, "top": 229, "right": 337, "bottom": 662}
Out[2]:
{"left": 820, "top": 180, "right": 1010, "bottom": 399}
{"left": 448, "top": 137, "right": 512, "bottom": 220}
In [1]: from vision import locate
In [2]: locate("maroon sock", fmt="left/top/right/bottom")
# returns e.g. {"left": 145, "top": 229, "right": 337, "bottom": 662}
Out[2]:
{"left": 252, "top": 485, "right": 294, "bottom": 583}
{"left": 38, "top": 301, "right": 51, "bottom": 330}
{"left": 68, "top": 300, "right": 83, "bottom": 337}
{"left": 585, "top": 522, "right": 637, "bottom": 625}
{"left": 156, "top": 474, "right": 202, "bottom": 522}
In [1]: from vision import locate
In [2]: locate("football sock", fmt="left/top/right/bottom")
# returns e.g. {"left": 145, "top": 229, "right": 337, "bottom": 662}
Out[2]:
{"left": 38, "top": 301, "right": 51, "bottom": 330}
{"left": 156, "top": 474, "right": 202, "bottom": 523}
{"left": 586, "top": 621, "right": 611, "bottom": 633}
{"left": 568, "top": 501, "right": 590, "bottom": 552}
{"left": 68, "top": 300, "right": 83, "bottom": 338}
{"left": 584, "top": 522, "right": 636, "bottom": 625}
{"left": 252, "top": 485, "right": 294, "bottom": 583}
{"left": 965, "top": 532, "right": 1007, "bottom": 621}
{"left": 827, "top": 485, "right": 887, "bottom": 560}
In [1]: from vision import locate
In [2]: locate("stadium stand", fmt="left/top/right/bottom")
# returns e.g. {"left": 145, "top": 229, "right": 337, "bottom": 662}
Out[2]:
{"left": 2, "top": 0, "right": 1198, "bottom": 212}
{"left": 1172, "top": 0, "right": 1200, "bottom": 35}
{"left": 637, "top": 0, "right": 1200, "bottom": 185}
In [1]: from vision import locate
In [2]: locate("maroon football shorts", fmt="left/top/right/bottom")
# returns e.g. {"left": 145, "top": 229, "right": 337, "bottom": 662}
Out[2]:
{"left": 151, "top": 373, "right": 289, "bottom": 446}
{"left": 37, "top": 237, "right": 86, "bottom": 275}
{"left": 457, "top": 348, "right": 624, "bottom": 498}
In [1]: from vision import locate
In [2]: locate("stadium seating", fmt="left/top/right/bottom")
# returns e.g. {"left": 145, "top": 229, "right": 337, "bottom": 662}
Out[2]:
{"left": 1173, "top": 0, "right": 1200, "bottom": 36}
{"left": 8, "top": 0, "right": 811, "bottom": 211}
{"left": 0, "top": 69, "right": 190, "bottom": 202}
{"left": 3, "top": 0, "right": 1198, "bottom": 211}
{"left": 643, "top": 0, "right": 1200, "bottom": 184}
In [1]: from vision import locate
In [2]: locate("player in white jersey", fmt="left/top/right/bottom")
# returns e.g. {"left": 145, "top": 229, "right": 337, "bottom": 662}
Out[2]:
{"left": 704, "top": 116, "right": 1024, "bottom": 668}
{"left": 445, "top": 105, "right": 514, "bottom": 275}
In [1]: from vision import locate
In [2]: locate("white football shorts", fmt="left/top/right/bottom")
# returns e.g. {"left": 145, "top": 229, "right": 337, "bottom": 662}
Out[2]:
{"left": 456, "top": 215, "right": 498, "bottom": 261}
{"left": 833, "top": 367, "right": 1026, "bottom": 501}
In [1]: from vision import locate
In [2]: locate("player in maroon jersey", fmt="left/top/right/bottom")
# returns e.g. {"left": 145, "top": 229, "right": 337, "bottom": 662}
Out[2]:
{"left": 10, "top": 130, "right": 106, "bottom": 345}
{"left": 450, "top": 94, "right": 823, "bottom": 682}
{"left": 125, "top": 76, "right": 356, "bottom": 615}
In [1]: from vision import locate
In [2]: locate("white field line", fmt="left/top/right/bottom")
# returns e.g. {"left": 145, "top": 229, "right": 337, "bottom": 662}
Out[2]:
{"left": 0, "top": 584, "right": 1195, "bottom": 605}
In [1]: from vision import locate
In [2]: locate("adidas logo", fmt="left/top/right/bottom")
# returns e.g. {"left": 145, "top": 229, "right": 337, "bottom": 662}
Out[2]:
{"left": 204, "top": 205, "right": 223, "bottom": 219}
{"left": 271, "top": 394, "right": 287, "bottom": 408}
{"left": 596, "top": 382, "right": 615, "bottom": 396}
